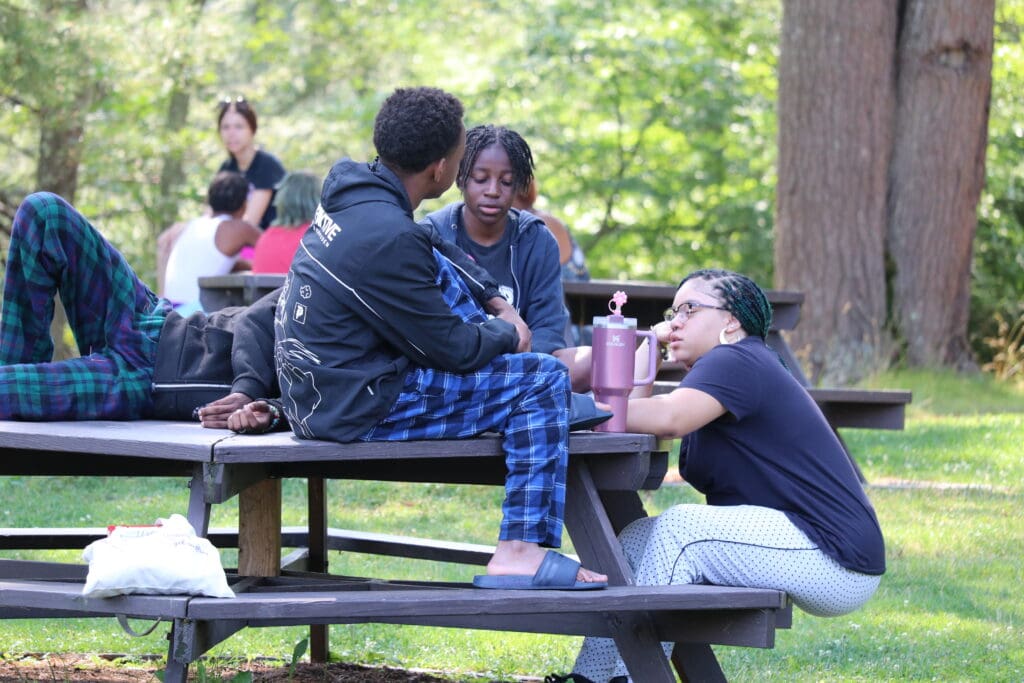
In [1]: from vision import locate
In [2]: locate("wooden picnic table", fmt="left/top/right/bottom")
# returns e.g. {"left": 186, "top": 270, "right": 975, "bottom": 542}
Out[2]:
{"left": 198, "top": 273, "right": 808, "bottom": 382}
{"left": 199, "top": 273, "right": 909, "bottom": 482}
{"left": 0, "top": 420, "right": 789, "bottom": 683}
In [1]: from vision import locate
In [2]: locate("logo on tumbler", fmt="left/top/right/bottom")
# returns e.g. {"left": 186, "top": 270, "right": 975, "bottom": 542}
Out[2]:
{"left": 608, "top": 333, "right": 626, "bottom": 347}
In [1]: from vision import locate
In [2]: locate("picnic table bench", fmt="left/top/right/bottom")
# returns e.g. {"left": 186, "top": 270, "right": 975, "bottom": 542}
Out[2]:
{"left": 0, "top": 420, "right": 791, "bottom": 683}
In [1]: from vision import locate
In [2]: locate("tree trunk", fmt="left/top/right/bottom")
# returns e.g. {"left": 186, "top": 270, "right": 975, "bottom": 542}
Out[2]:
{"left": 775, "top": 0, "right": 899, "bottom": 384}
{"left": 775, "top": 0, "right": 994, "bottom": 381}
{"left": 887, "top": 0, "right": 994, "bottom": 368}
{"left": 154, "top": 0, "right": 208, "bottom": 238}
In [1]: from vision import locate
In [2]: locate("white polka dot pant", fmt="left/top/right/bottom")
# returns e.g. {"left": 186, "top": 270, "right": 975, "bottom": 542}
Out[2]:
{"left": 572, "top": 504, "right": 882, "bottom": 682}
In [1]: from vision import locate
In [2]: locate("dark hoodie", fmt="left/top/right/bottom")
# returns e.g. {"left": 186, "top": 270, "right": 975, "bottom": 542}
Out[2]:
{"left": 274, "top": 159, "right": 519, "bottom": 442}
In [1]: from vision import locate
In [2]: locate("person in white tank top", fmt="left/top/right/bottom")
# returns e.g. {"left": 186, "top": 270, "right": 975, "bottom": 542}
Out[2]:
{"left": 163, "top": 171, "right": 262, "bottom": 310}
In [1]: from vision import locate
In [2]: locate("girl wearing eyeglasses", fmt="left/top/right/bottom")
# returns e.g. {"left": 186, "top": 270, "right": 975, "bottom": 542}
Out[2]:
{"left": 550, "top": 268, "right": 885, "bottom": 683}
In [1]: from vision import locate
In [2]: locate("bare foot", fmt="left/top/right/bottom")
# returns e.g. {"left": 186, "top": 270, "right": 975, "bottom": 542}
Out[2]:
{"left": 486, "top": 541, "right": 608, "bottom": 583}
{"left": 576, "top": 565, "right": 608, "bottom": 583}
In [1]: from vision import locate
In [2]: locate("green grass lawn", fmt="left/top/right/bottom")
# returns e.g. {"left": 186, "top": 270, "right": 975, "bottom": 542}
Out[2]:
{"left": 1, "top": 369, "right": 1022, "bottom": 681}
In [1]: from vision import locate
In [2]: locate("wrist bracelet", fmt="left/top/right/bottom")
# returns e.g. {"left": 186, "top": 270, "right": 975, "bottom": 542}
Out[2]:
{"left": 264, "top": 403, "right": 281, "bottom": 432}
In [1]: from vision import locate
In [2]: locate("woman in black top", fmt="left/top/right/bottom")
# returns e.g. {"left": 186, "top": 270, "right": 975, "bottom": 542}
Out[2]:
{"left": 552, "top": 269, "right": 885, "bottom": 683}
{"left": 215, "top": 96, "right": 286, "bottom": 229}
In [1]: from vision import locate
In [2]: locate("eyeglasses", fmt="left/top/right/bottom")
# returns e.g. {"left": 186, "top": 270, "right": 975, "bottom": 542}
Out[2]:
{"left": 663, "top": 301, "right": 729, "bottom": 323}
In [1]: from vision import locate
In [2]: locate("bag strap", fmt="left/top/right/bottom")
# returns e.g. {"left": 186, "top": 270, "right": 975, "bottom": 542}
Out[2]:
{"left": 116, "top": 613, "right": 163, "bottom": 637}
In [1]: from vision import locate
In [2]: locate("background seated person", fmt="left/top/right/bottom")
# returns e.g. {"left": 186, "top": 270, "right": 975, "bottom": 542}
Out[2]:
{"left": 252, "top": 170, "right": 322, "bottom": 273}
{"left": 163, "top": 171, "right": 262, "bottom": 312}
{"left": 0, "top": 192, "right": 279, "bottom": 426}
{"left": 551, "top": 269, "right": 885, "bottom": 683}
{"left": 513, "top": 176, "right": 590, "bottom": 282}
{"left": 156, "top": 96, "right": 286, "bottom": 294}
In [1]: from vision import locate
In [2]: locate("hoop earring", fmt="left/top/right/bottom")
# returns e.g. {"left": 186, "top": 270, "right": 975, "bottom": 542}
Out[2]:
{"left": 719, "top": 328, "right": 732, "bottom": 345}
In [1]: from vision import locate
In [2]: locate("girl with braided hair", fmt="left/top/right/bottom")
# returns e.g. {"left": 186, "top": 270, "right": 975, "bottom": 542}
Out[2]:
{"left": 549, "top": 269, "right": 885, "bottom": 683}
{"left": 421, "top": 125, "right": 634, "bottom": 396}
{"left": 420, "top": 124, "right": 570, "bottom": 358}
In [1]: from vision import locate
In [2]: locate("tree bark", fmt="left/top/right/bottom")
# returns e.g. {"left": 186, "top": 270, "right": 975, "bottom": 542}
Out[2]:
{"left": 775, "top": 0, "right": 898, "bottom": 384}
{"left": 887, "top": 0, "right": 994, "bottom": 368}
{"left": 154, "top": 0, "right": 209, "bottom": 238}
{"left": 775, "top": 0, "right": 994, "bottom": 380}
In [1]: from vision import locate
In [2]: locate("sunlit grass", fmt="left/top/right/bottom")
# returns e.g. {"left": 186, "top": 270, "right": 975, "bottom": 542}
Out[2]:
{"left": 1, "top": 369, "right": 1023, "bottom": 680}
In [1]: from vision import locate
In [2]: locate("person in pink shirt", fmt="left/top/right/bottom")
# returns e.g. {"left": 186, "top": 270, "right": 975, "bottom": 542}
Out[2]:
{"left": 251, "top": 171, "right": 322, "bottom": 273}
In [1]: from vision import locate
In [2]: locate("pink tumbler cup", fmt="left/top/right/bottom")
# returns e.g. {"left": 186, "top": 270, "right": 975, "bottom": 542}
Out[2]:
{"left": 591, "top": 292, "right": 659, "bottom": 432}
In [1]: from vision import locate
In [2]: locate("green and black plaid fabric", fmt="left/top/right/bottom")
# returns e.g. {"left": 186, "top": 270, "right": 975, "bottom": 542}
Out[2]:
{"left": 0, "top": 192, "right": 171, "bottom": 420}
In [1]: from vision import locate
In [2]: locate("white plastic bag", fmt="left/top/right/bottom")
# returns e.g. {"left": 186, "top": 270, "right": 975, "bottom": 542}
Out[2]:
{"left": 82, "top": 514, "right": 234, "bottom": 598}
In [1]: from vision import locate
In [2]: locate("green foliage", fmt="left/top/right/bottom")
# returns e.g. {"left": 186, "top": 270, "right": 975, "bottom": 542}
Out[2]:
{"left": 287, "top": 636, "right": 308, "bottom": 680}
{"left": 473, "top": 0, "right": 780, "bottom": 283}
{"left": 979, "top": 312, "right": 1024, "bottom": 383}
{"left": 972, "top": 2, "right": 1024, "bottom": 364}
{"left": 157, "top": 658, "right": 253, "bottom": 683}
{"left": 0, "top": 0, "right": 1019, "bottom": 372}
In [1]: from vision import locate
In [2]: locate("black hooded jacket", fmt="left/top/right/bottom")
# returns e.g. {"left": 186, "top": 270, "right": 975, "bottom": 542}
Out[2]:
{"left": 274, "top": 158, "right": 519, "bottom": 442}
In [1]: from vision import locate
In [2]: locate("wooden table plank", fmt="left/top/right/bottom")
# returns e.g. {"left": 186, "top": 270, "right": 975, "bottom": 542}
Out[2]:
{"left": 0, "top": 420, "right": 219, "bottom": 462}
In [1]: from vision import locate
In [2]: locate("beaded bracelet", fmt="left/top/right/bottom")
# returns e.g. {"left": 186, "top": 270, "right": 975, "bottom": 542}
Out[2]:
{"left": 264, "top": 403, "right": 281, "bottom": 432}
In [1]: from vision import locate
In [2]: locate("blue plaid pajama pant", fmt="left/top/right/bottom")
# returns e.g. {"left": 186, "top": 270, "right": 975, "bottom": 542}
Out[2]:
{"left": 361, "top": 250, "right": 572, "bottom": 548}
{"left": 0, "top": 192, "right": 170, "bottom": 420}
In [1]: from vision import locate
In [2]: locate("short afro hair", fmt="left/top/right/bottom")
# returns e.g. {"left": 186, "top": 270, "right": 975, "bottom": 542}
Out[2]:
{"left": 207, "top": 171, "right": 249, "bottom": 215}
{"left": 373, "top": 87, "right": 464, "bottom": 173}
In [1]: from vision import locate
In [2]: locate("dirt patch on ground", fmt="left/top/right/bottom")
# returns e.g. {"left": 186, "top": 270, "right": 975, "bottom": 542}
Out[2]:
{"left": 0, "top": 654, "right": 523, "bottom": 682}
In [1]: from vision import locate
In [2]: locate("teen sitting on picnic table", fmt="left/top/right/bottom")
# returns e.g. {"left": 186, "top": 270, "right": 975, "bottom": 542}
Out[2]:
{"left": 251, "top": 170, "right": 322, "bottom": 273}
{"left": 547, "top": 269, "right": 886, "bottom": 683}
{"left": 418, "top": 124, "right": 641, "bottom": 395}
{"left": 163, "top": 171, "right": 263, "bottom": 312}
{"left": 420, "top": 125, "right": 569, "bottom": 359}
{"left": 0, "top": 192, "right": 279, "bottom": 426}
{"left": 268, "top": 86, "right": 606, "bottom": 590}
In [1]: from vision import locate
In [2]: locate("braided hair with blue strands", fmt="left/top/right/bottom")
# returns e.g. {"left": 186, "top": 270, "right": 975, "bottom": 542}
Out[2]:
{"left": 679, "top": 268, "right": 773, "bottom": 339}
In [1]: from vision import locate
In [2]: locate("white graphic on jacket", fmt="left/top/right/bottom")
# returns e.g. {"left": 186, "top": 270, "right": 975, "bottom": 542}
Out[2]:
{"left": 274, "top": 273, "right": 321, "bottom": 438}
{"left": 312, "top": 204, "right": 341, "bottom": 247}
{"left": 275, "top": 338, "right": 322, "bottom": 439}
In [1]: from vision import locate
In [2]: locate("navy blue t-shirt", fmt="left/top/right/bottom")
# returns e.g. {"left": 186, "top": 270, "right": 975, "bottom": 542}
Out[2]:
{"left": 454, "top": 214, "right": 517, "bottom": 308}
{"left": 679, "top": 337, "right": 886, "bottom": 575}
{"left": 219, "top": 149, "right": 286, "bottom": 229}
